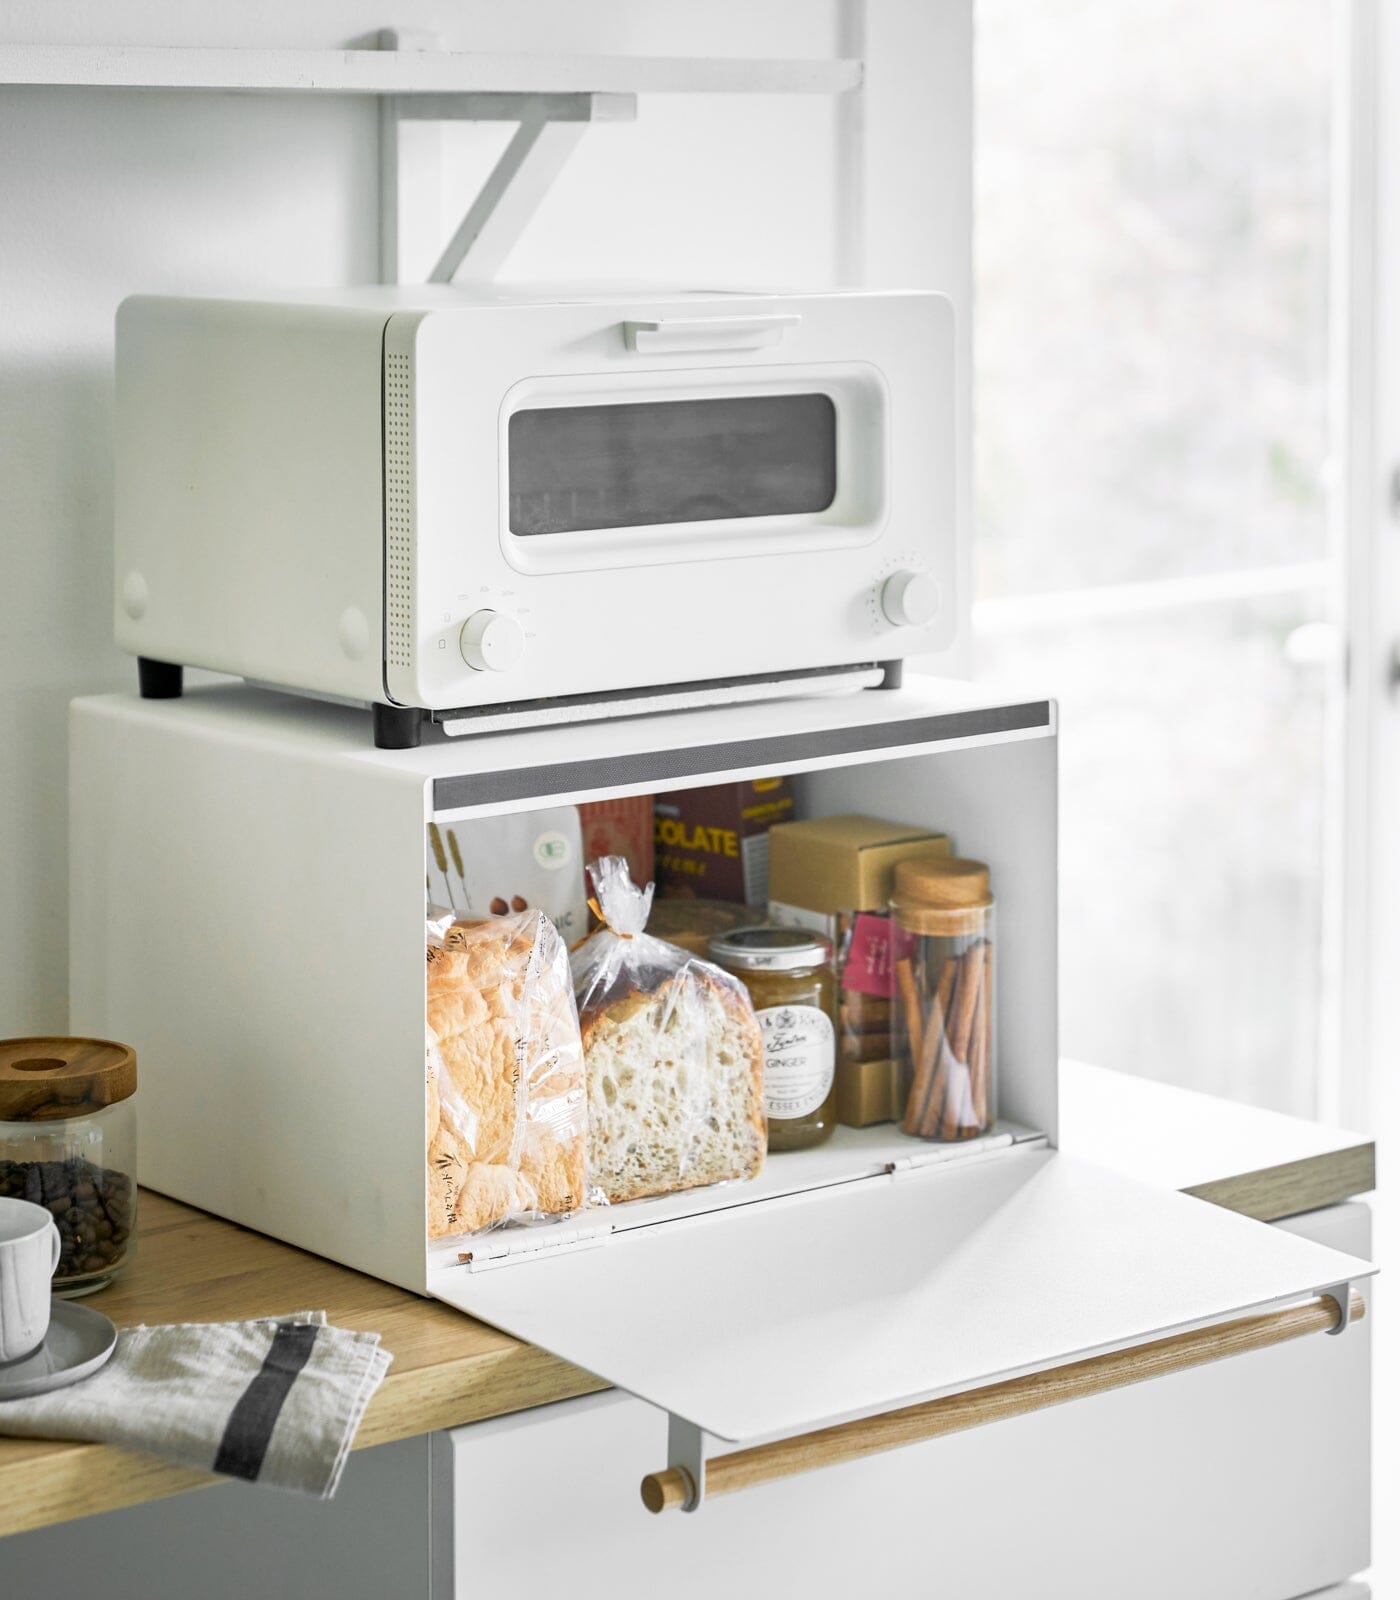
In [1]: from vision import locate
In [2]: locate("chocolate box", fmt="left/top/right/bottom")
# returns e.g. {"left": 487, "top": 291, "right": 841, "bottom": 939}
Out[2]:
{"left": 653, "top": 778, "right": 794, "bottom": 903}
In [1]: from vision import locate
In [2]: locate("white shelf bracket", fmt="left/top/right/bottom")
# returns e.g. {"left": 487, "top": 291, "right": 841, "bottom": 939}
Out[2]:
{"left": 666, "top": 1415, "right": 706, "bottom": 1513}
{"left": 1324, "top": 1281, "right": 1356, "bottom": 1335}
{"left": 378, "top": 30, "right": 635, "bottom": 284}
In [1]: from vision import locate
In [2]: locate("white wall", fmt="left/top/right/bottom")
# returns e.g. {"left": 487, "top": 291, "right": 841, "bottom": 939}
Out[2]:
{"left": 0, "top": 0, "right": 969, "bottom": 1033}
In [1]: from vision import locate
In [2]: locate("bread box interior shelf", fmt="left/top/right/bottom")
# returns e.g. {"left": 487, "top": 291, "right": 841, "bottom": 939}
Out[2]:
{"left": 68, "top": 679, "right": 1373, "bottom": 1504}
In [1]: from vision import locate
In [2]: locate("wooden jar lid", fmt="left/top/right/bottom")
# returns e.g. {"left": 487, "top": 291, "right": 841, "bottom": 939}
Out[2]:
{"left": 0, "top": 1037, "right": 137, "bottom": 1122}
{"left": 893, "top": 856, "right": 993, "bottom": 936}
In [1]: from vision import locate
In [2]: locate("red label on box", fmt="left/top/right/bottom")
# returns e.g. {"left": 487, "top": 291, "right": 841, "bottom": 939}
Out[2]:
{"left": 843, "top": 913, "right": 900, "bottom": 996}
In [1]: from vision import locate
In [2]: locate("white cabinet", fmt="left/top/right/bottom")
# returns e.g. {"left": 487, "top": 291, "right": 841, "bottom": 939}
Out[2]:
{"left": 432, "top": 1202, "right": 1372, "bottom": 1600}
{"left": 0, "top": 1203, "right": 1369, "bottom": 1597}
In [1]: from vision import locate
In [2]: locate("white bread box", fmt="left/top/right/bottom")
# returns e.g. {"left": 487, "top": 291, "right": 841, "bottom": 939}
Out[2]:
{"left": 68, "top": 679, "right": 1373, "bottom": 1511}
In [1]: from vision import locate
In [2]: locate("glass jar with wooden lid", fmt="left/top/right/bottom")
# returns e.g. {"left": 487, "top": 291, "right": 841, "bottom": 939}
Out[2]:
{"left": 707, "top": 927, "right": 838, "bottom": 1152}
{"left": 891, "top": 857, "right": 996, "bottom": 1141}
{"left": 0, "top": 1038, "right": 137, "bottom": 1295}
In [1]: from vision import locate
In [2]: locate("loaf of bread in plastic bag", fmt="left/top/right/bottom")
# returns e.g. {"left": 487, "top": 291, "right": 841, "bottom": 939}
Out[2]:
{"left": 426, "top": 909, "right": 587, "bottom": 1238}
{"left": 571, "top": 857, "right": 765, "bottom": 1205}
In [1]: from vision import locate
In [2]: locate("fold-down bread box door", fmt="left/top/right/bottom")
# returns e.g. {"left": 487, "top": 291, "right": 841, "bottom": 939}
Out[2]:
{"left": 429, "top": 1144, "right": 1373, "bottom": 1447}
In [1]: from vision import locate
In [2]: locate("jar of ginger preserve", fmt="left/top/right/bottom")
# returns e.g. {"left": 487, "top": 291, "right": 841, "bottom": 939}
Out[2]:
{"left": 708, "top": 927, "right": 837, "bottom": 1152}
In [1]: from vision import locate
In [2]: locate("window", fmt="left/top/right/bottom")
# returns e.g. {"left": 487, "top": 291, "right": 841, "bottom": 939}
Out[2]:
{"left": 508, "top": 394, "right": 838, "bottom": 535}
{"left": 974, "top": 0, "right": 1341, "bottom": 1114}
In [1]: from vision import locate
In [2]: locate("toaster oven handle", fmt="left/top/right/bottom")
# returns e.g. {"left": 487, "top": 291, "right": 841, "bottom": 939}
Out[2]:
{"left": 622, "top": 314, "right": 802, "bottom": 355}
{"left": 639, "top": 1287, "right": 1365, "bottom": 1512}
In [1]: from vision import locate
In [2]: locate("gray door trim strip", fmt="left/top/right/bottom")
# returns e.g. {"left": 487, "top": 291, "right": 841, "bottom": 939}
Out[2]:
{"left": 431, "top": 700, "right": 1052, "bottom": 812}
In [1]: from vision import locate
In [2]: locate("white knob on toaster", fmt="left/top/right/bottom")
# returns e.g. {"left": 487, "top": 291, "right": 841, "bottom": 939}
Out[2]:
{"left": 879, "top": 570, "right": 940, "bottom": 628}
{"left": 459, "top": 610, "right": 525, "bottom": 673}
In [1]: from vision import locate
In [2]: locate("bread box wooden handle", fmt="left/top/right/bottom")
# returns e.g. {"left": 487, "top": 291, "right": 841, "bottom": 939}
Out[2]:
{"left": 640, "top": 1289, "right": 1365, "bottom": 1513}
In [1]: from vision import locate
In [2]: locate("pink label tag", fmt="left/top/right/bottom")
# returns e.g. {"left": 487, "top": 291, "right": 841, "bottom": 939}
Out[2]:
{"left": 843, "top": 913, "right": 900, "bottom": 996}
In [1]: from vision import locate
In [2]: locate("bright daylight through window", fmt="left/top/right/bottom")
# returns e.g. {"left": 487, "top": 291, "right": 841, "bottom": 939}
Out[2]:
{"left": 974, "top": 0, "right": 1339, "bottom": 1115}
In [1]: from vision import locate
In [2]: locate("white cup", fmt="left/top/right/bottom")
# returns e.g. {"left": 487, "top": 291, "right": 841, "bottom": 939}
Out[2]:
{"left": 0, "top": 1197, "right": 61, "bottom": 1364}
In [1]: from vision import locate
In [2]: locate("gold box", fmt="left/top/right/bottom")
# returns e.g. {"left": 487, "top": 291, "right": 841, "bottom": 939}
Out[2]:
{"left": 768, "top": 815, "right": 950, "bottom": 1128}
{"left": 768, "top": 814, "right": 950, "bottom": 923}
{"left": 836, "top": 1056, "right": 904, "bottom": 1127}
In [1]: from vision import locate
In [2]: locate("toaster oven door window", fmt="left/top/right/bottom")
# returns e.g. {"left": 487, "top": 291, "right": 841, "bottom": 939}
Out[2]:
{"left": 507, "top": 393, "right": 837, "bottom": 536}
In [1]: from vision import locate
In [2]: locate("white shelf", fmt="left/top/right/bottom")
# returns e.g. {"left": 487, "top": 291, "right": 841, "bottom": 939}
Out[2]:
{"left": 0, "top": 44, "right": 861, "bottom": 97}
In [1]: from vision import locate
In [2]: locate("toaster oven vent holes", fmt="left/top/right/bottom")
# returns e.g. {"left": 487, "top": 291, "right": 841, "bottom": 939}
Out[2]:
{"left": 385, "top": 351, "right": 414, "bottom": 673}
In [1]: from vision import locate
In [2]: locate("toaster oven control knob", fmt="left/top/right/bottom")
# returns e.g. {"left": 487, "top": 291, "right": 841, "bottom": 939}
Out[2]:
{"left": 879, "top": 570, "right": 940, "bottom": 629}
{"left": 459, "top": 610, "right": 525, "bottom": 673}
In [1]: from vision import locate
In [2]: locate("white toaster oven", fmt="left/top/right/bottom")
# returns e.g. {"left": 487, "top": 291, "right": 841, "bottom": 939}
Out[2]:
{"left": 114, "top": 286, "right": 956, "bottom": 747}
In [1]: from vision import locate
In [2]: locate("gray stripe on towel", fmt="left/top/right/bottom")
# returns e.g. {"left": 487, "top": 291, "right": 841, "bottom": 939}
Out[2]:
{"left": 212, "top": 1320, "right": 320, "bottom": 1481}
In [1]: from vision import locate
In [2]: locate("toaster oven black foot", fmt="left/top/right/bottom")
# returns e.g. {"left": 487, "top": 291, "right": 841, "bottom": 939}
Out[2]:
{"left": 876, "top": 660, "right": 904, "bottom": 690}
{"left": 372, "top": 703, "right": 424, "bottom": 749}
{"left": 137, "top": 658, "right": 183, "bottom": 699}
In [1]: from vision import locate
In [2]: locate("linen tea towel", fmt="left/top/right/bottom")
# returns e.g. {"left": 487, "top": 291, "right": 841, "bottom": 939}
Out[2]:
{"left": 0, "top": 1310, "right": 391, "bottom": 1497}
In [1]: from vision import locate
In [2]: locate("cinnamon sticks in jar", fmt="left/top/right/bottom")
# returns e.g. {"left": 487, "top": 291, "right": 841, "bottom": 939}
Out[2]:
{"left": 891, "top": 857, "right": 996, "bottom": 1141}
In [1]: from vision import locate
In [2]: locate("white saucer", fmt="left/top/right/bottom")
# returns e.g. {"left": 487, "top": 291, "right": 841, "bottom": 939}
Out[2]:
{"left": 0, "top": 1300, "right": 118, "bottom": 1400}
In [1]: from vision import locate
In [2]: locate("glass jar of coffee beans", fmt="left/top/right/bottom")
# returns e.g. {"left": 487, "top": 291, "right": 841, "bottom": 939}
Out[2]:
{"left": 0, "top": 1038, "right": 137, "bottom": 1296}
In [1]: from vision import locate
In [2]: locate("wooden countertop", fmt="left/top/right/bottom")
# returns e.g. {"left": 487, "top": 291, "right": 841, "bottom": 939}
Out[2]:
{"left": 0, "top": 1063, "right": 1373, "bottom": 1540}
{"left": 0, "top": 1191, "right": 607, "bottom": 1539}
{"left": 1058, "top": 1061, "right": 1376, "bottom": 1221}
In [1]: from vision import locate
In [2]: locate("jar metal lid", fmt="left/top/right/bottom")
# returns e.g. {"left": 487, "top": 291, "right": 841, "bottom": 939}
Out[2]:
{"left": 708, "top": 925, "right": 832, "bottom": 972}
{"left": 0, "top": 1038, "right": 137, "bottom": 1122}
